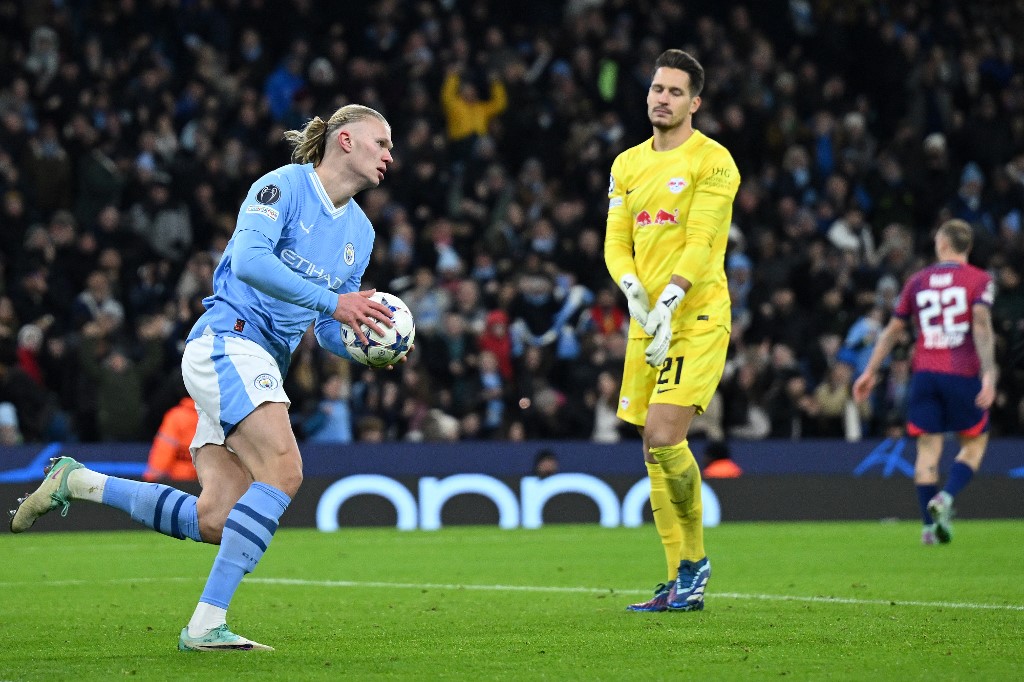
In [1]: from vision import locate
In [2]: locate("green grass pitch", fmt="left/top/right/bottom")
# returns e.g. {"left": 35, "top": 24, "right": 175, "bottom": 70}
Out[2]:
{"left": 1, "top": 521, "right": 1022, "bottom": 681}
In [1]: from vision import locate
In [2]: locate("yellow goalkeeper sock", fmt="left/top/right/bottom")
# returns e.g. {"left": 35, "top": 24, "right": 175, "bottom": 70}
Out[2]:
{"left": 645, "top": 461, "right": 682, "bottom": 582}
{"left": 648, "top": 440, "right": 705, "bottom": 562}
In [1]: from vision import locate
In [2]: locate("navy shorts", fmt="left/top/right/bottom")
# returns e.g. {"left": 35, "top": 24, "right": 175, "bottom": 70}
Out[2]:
{"left": 905, "top": 371, "right": 989, "bottom": 437}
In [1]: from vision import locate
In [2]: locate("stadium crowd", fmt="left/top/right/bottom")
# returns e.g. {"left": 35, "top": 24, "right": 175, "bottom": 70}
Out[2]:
{"left": 0, "top": 0, "right": 1022, "bottom": 446}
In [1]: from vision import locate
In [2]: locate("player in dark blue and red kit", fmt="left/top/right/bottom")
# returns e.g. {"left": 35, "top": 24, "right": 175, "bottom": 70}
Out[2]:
{"left": 854, "top": 219, "right": 997, "bottom": 545}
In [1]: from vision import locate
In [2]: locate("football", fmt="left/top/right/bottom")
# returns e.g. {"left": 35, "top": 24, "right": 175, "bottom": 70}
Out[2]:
{"left": 340, "top": 291, "right": 416, "bottom": 367}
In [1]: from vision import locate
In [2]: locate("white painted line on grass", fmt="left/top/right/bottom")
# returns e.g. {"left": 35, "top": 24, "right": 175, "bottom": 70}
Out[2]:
{"left": 0, "top": 576, "right": 1020, "bottom": 612}
{"left": 252, "top": 578, "right": 1024, "bottom": 612}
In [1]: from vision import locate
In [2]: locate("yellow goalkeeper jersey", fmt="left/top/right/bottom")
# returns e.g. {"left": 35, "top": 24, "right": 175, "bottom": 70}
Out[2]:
{"left": 604, "top": 130, "right": 740, "bottom": 338}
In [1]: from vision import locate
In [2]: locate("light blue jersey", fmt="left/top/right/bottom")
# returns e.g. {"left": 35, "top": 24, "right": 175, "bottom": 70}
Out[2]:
{"left": 188, "top": 163, "right": 371, "bottom": 375}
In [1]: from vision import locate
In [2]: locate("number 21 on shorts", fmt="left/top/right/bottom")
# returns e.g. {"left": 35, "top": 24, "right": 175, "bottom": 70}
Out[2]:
{"left": 655, "top": 356, "right": 684, "bottom": 394}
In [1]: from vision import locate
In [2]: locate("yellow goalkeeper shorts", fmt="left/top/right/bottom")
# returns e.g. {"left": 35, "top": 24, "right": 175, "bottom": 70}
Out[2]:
{"left": 616, "top": 322, "right": 729, "bottom": 427}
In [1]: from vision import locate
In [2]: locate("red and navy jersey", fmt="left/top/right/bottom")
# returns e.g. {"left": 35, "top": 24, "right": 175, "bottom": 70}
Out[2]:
{"left": 893, "top": 261, "right": 994, "bottom": 376}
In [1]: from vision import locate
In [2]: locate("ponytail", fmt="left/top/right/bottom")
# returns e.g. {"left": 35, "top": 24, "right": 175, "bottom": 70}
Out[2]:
{"left": 283, "top": 116, "right": 329, "bottom": 165}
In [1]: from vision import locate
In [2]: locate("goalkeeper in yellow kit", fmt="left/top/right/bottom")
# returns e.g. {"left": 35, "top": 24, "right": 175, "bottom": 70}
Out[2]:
{"left": 604, "top": 49, "right": 740, "bottom": 612}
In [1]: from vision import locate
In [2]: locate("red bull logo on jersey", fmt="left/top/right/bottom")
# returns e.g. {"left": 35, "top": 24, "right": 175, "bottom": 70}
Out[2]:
{"left": 654, "top": 209, "right": 679, "bottom": 224}
{"left": 634, "top": 208, "right": 680, "bottom": 227}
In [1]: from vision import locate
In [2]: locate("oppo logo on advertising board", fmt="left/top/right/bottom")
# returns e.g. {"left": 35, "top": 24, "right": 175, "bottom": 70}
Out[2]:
{"left": 315, "top": 474, "right": 721, "bottom": 531}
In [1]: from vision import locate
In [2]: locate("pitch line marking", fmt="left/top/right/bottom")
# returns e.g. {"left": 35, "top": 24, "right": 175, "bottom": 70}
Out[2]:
{"left": 2, "top": 577, "right": 1017, "bottom": 612}
{"left": 248, "top": 579, "right": 1024, "bottom": 612}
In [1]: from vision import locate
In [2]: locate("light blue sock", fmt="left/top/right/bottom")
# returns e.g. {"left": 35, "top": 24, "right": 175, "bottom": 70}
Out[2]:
{"left": 102, "top": 477, "right": 201, "bottom": 542}
{"left": 199, "top": 482, "right": 291, "bottom": 609}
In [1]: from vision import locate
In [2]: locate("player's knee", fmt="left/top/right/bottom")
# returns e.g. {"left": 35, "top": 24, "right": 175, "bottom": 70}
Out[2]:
{"left": 645, "top": 425, "right": 684, "bottom": 450}
{"left": 956, "top": 443, "right": 986, "bottom": 468}
{"left": 268, "top": 446, "right": 303, "bottom": 497}
{"left": 277, "top": 463, "right": 303, "bottom": 498}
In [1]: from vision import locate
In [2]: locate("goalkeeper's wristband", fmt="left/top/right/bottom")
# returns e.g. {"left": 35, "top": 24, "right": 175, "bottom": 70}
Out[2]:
{"left": 655, "top": 283, "right": 685, "bottom": 313}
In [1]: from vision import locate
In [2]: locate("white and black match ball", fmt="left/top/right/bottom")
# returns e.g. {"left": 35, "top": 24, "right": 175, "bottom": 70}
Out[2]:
{"left": 340, "top": 292, "right": 416, "bottom": 367}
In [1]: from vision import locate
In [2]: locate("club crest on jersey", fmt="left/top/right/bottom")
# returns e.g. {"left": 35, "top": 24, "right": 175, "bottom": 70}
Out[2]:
{"left": 344, "top": 242, "right": 356, "bottom": 266}
{"left": 254, "top": 373, "right": 278, "bottom": 390}
{"left": 256, "top": 184, "right": 281, "bottom": 205}
{"left": 668, "top": 177, "right": 687, "bottom": 193}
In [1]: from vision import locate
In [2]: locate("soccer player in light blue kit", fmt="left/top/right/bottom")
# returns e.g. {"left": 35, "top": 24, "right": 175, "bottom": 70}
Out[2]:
{"left": 9, "top": 104, "right": 400, "bottom": 651}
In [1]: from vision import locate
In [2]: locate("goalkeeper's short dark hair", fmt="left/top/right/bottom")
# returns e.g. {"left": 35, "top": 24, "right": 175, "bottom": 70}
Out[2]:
{"left": 654, "top": 49, "right": 705, "bottom": 97}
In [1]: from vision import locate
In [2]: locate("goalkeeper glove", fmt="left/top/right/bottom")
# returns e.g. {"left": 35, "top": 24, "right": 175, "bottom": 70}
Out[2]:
{"left": 617, "top": 274, "right": 650, "bottom": 327}
{"left": 643, "top": 283, "right": 685, "bottom": 367}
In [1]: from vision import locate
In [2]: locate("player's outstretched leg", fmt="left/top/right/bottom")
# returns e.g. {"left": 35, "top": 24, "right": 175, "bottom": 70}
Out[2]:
{"left": 8, "top": 456, "right": 82, "bottom": 533}
{"left": 626, "top": 582, "right": 672, "bottom": 612}
{"left": 9, "top": 456, "right": 203, "bottom": 541}
{"left": 178, "top": 624, "right": 274, "bottom": 652}
{"left": 927, "top": 491, "right": 955, "bottom": 544}
{"left": 667, "top": 557, "right": 711, "bottom": 611}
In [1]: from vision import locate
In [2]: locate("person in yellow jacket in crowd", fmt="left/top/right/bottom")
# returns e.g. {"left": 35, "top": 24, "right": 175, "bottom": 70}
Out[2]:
{"left": 441, "top": 63, "right": 507, "bottom": 165}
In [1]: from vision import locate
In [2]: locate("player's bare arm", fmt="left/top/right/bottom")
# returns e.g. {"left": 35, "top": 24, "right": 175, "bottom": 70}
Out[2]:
{"left": 853, "top": 316, "right": 907, "bottom": 403}
{"left": 971, "top": 304, "right": 997, "bottom": 409}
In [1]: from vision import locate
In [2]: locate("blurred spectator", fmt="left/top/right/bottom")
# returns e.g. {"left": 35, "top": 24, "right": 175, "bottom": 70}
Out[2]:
{"left": 72, "top": 271, "right": 125, "bottom": 332}
{"left": 702, "top": 441, "right": 743, "bottom": 479}
{"left": 0, "top": 401, "right": 22, "bottom": 445}
{"left": 0, "top": 341, "right": 56, "bottom": 442}
{"left": 589, "top": 369, "right": 622, "bottom": 444}
{"left": 766, "top": 369, "right": 818, "bottom": 440}
{"left": 143, "top": 395, "right": 199, "bottom": 482}
{"left": 421, "top": 408, "right": 461, "bottom": 442}
{"left": 721, "top": 362, "right": 771, "bottom": 440}
{"left": 402, "top": 267, "right": 450, "bottom": 336}
{"left": 264, "top": 53, "right": 307, "bottom": 123}
{"left": 477, "top": 310, "right": 513, "bottom": 381}
{"left": 78, "top": 318, "right": 165, "bottom": 441}
{"left": 440, "top": 63, "right": 507, "bottom": 168}
{"left": 532, "top": 448, "right": 560, "bottom": 478}
{"left": 355, "top": 415, "right": 387, "bottom": 443}
{"left": 839, "top": 306, "right": 888, "bottom": 376}
{"left": 16, "top": 323, "right": 44, "bottom": 384}
{"left": 304, "top": 374, "right": 354, "bottom": 444}
{"left": 127, "top": 174, "right": 193, "bottom": 263}
{"left": 578, "top": 285, "right": 628, "bottom": 340}
{"left": 477, "top": 349, "right": 506, "bottom": 437}
{"left": 690, "top": 392, "right": 726, "bottom": 443}
{"left": 812, "top": 362, "right": 867, "bottom": 439}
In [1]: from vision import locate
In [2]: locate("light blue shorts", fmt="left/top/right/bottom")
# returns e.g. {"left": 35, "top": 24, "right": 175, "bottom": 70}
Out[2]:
{"left": 181, "top": 333, "right": 290, "bottom": 457}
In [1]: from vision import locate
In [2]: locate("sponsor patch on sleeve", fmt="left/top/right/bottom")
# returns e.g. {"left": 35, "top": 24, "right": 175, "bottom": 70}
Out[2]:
{"left": 246, "top": 204, "right": 280, "bottom": 221}
{"left": 609, "top": 197, "right": 623, "bottom": 209}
